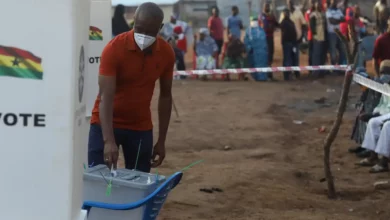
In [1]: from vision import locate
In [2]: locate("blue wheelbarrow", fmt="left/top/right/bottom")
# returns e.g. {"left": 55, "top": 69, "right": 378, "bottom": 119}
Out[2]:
{"left": 82, "top": 172, "right": 183, "bottom": 220}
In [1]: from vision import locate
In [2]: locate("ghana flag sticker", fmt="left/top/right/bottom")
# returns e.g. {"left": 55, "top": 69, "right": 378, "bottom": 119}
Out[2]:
{"left": 89, "top": 26, "right": 103, "bottom": 41}
{"left": 0, "top": 45, "right": 43, "bottom": 80}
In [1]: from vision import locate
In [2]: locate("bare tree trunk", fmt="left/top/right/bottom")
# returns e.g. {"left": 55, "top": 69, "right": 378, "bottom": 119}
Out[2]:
{"left": 323, "top": 29, "right": 359, "bottom": 199}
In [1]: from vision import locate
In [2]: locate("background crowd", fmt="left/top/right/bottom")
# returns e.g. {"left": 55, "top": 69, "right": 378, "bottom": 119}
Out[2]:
{"left": 111, "top": 0, "right": 389, "bottom": 82}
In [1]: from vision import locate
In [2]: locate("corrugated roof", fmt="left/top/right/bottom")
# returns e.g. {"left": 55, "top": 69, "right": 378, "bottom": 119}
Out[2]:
{"left": 112, "top": 0, "right": 180, "bottom": 7}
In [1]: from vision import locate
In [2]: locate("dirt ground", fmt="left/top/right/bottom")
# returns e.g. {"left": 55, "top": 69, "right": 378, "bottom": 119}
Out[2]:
{"left": 121, "top": 32, "right": 390, "bottom": 219}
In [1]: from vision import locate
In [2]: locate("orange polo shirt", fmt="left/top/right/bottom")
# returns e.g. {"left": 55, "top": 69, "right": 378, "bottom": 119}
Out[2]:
{"left": 90, "top": 30, "right": 175, "bottom": 130}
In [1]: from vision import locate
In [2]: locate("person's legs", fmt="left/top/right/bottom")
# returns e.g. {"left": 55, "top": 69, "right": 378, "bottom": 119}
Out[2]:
{"left": 121, "top": 129, "right": 154, "bottom": 172}
{"left": 215, "top": 39, "right": 223, "bottom": 68}
{"left": 196, "top": 56, "right": 208, "bottom": 80}
{"left": 88, "top": 124, "right": 124, "bottom": 167}
{"left": 282, "top": 43, "right": 293, "bottom": 81}
{"left": 328, "top": 33, "right": 338, "bottom": 65}
{"left": 292, "top": 42, "right": 300, "bottom": 78}
{"left": 362, "top": 115, "right": 390, "bottom": 152}
{"left": 374, "top": 121, "right": 390, "bottom": 162}
{"left": 267, "top": 36, "right": 275, "bottom": 79}
{"left": 369, "top": 121, "right": 390, "bottom": 173}
{"left": 312, "top": 40, "right": 325, "bottom": 77}
{"left": 336, "top": 36, "right": 346, "bottom": 65}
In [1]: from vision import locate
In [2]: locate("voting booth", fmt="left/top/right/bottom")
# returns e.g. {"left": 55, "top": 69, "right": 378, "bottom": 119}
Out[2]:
{"left": 0, "top": 0, "right": 90, "bottom": 219}
{"left": 86, "top": 0, "right": 112, "bottom": 116}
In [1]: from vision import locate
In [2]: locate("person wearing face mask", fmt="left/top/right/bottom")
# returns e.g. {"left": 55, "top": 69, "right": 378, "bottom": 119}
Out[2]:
{"left": 88, "top": 2, "right": 175, "bottom": 172}
{"left": 112, "top": 4, "right": 130, "bottom": 37}
{"left": 244, "top": 16, "right": 268, "bottom": 81}
{"left": 357, "top": 60, "right": 390, "bottom": 173}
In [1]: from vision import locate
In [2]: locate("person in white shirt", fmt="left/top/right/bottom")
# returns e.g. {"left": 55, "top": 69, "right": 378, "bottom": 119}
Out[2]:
{"left": 326, "top": 0, "right": 346, "bottom": 67}
{"left": 357, "top": 60, "right": 390, "bottom": 173}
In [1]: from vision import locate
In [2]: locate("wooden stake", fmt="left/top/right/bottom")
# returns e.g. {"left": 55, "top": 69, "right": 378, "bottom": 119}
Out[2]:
{"left": 322, "top": 29, "right": 360, "bottom": 199}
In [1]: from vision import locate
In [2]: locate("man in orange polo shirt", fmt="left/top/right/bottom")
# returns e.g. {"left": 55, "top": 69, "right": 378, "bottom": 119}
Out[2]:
{"left": 88, "top": 2, "right": 175, "bottom": 172}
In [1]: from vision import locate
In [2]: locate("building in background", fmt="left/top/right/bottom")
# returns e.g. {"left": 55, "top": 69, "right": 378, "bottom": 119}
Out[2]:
{"left": 111, "top": 0, "right": 217, "bottom": 29}
{"left": 111, "top": 0, "right": 182, "bottom": 24}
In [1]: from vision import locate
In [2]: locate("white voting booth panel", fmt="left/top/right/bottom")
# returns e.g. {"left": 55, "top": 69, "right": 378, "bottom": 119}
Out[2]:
{"left": 86, "top": 0, "right": 112, "bottom": 116}
{"left": 0, "top": 0, "right": 90, "bottom": 220}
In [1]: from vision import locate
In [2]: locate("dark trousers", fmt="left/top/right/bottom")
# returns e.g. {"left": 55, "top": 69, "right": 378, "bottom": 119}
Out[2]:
{"left": 282, "top": 42, "right": 299, "bottom": 80}
{"left": 215, "top": 39, "right": 224, "bottom": 54}
{"left": 328, "top": 32, "right": 346, "bottom": 65}
{"left": 88, "top": 124, "right": 153, "bottom": 172}
{"left": 308, "top": 40, "right": 313, "bottom": 67}
{"left": 312, "top": 40, "right": 326, "bottom": 77}
{"left": 267, "top": 36, "right": 275, "bottom": 79}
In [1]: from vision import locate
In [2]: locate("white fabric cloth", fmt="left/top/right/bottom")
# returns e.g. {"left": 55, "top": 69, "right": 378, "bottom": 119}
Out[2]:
{"left": 362, "top": 113, "right": 390, "bottom": 152}
{"left": 196, "top": 55, "right": 215, "bottom": 70}
{"left": 375, "top": 121, "right": 390, "bottom": 158}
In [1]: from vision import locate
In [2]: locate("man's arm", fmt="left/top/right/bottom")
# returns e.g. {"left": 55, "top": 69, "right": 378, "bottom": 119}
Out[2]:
{"left": 98, "top": 42, "right": 118, "bottom": 144}
{"left": 99, "top": 76, "right": 116, "bottom": 144}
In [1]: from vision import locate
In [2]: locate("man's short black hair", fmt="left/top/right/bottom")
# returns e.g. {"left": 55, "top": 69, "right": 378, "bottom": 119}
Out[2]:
{"left": 232, "top": 6, "right": 238, "bottom": 11}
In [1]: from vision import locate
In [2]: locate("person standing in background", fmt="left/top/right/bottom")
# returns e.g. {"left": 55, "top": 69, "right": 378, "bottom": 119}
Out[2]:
{"left": 208, "top": 7, "right": 224, "bottom": 68}
{"left": 279, "top": 0, "right": 306, "bottom": 78}
{"left": 280, "top": 8, "right": 298, "bottom": 81}
{"left": 221, "top": 33, "right": 246, "bottom": 81}
{"left": 227, "top": 6, "right": 244, "bottom": 40}
{"left": 310, "top": 0, "right": 327, "bottom": 78}
{"left": 161, "top": 14, "right": 189, "bottom": 41}
{"left": 305, "top": 2, "right": 314, "bottom": 73}
{"left": 112, "top": 4, "right": 130, "bottom": 37}
{"left": 261, "top": 1, "right": 279, "bottom": 81}
{"left": 339, "top": 0, "right": 352, "bottom": 38}
{"left": 374, "top": 0, "right": 389, "bottom": 34}
{"left": 244, "top": 16, "right": 268, "bottom": 81}
{"left": 173, "top": 26, "right": 187, "bottom": 56}
{"left": 326, "top": 0, "right": 346, "bottom": 67}
{"left": 373, "top": 17, "right": 390, "bottom": 76}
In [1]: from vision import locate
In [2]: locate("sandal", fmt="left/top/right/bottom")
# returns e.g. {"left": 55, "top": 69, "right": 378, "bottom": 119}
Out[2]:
{"left": 369, "top": 164, "right": 389, "bottom": 173}
{"left": 356, "top": 158, "right": 376, "bottom": 167}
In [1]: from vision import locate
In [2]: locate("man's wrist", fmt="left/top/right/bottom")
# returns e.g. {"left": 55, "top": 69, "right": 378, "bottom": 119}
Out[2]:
{"left": 157, "top": 136, "right": 166, "bottom": 144}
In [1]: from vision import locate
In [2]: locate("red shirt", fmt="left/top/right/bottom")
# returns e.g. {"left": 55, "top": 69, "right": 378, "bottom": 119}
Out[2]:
{"left": 305, "top": 9, "right": 312, "bottom": 41}
{"left": 340, "top": 7, "right": 353, "bottom": 36}
{"left": 373, "top": 32, "right": 390, "bottom": 65}
{"left": 173, "top": 26, "right": 187, "bottom": 53}
{"left": 91, "top": 30, "right": 175, "bottom": 130}
{"left": 208, "top": 16, "right": 224, "bottom": 40}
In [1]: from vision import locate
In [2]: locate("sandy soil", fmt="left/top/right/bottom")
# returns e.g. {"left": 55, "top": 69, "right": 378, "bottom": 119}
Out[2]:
{"left": 120, "top": 32, "right": 390, "bottom": 220}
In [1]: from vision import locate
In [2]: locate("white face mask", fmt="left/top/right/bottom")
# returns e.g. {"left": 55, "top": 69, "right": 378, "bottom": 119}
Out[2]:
{"left": 250, "top": 21, "right": 258, "bottom": 28}
{"left": 134, "top": 33, "right": 156, "bottom": 50}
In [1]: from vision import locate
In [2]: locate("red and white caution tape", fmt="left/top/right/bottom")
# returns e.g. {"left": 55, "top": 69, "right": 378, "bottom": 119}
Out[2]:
{"left": 174, "top": 65, "right": 348, "bottom": 76}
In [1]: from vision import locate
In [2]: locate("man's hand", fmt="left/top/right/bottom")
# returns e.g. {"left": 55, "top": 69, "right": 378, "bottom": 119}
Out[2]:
{"left": 104, "top": 141, "right": 119, "bottom": 169}
{"left": 151, "top": 141, "right": 165, "bottom": 168}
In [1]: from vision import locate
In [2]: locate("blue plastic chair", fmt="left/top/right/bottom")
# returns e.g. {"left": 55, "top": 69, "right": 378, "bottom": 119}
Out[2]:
{"left": 82, "top": 172, "right": 183, "bottom": 220}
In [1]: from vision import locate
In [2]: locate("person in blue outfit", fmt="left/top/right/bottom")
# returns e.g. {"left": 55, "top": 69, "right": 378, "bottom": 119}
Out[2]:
{"left": 244, "top": 16, "right": 268, "bottom": 81}
{"left": 227, "top": 6, "right": 244, "bottom": 40}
